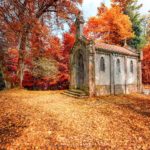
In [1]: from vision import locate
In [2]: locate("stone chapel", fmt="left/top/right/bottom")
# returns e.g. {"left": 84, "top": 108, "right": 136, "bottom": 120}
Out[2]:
{"left": 69, "top": 12, "right": 142, "bottom": 97}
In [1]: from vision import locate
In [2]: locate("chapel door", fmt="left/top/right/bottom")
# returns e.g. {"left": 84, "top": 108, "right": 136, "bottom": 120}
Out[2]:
{"left": 77, "top": 53, "right": 84, "bottom": 89}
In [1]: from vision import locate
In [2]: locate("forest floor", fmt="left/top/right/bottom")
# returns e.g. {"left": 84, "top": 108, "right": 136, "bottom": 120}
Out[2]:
{"left": 0, "top": 89, "right": 150, "bottom": 150}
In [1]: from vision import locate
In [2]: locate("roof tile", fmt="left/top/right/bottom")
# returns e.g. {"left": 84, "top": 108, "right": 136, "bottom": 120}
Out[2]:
{"left": 95, "top": 43, "right": 138, "bottom": 56}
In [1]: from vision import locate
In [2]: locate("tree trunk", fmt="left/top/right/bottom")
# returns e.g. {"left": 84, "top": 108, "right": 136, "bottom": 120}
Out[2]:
{"left": 18, "top": 59, "right": 25, "bottom": 88}
{"left": 4, "top": 80, "right": 11, "bottom": 89}
{"left": 0, "top": 67, "right": 11, "bottom": 89}
{"left": 18, "top": 24, "right": 30, "bottom": 88}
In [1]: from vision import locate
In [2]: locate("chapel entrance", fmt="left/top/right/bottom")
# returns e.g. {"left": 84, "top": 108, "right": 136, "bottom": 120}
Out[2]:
{"left": 76, "top": 52, "right": 84, "bottom": 89}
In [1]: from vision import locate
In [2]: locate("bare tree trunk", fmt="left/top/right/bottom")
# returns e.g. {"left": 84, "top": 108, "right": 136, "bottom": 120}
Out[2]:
{"left": 18, "top": 24, "right": 30, "bottom": 88}
{"left": 0, "top": 66, "right": 11, "bottom": 89}
{"left": 4, "top": 80, "right": 11, "bottom": 89}
{"left": 18, "top": 59, "right": 25, "bottom": 88}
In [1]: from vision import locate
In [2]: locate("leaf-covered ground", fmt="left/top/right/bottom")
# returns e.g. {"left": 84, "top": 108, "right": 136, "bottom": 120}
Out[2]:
{"left": 0, "top": 89, "right": 150, "bottom": 149}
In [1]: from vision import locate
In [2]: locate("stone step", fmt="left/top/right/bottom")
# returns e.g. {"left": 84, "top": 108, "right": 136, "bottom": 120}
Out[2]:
{"left": 143, "top": 89, "right": 150, "bottom": 95}
{"left": 63, "top": 92, "right": 81, "bottom": 98}
{"left": 69, "top": 89, "right": 86, "bottom": 94}
{"left": 66, "top": 90, "right": 87, "bottom": 96}
{"left": 63, "top": 89, "right": 88, "bottom": 99}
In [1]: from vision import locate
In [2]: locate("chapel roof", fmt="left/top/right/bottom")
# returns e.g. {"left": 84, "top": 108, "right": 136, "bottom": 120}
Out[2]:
{"left": 95, "top": 43, "right": 138, "bottom": 56}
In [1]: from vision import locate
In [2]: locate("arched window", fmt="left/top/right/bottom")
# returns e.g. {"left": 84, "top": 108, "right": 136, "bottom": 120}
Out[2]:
{"left": 116, "top": 59, "right": 121, "bottom": 73}
{"left": 100, "top": 57, "right": 105, "bottom": 72}
{"left": 130, "top": 60, "right": 134, "bottom": 73}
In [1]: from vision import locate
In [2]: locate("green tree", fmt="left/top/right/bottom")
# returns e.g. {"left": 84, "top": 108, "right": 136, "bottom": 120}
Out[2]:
{"left": 142, "top": 13, "right": 150, "bottom": 43}
{"left": 124, "top": 0, "right": 146, "bottom": 50}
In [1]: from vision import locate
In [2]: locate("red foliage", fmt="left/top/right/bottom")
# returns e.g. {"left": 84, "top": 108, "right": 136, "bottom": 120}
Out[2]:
{"left": 143, "top": 44, "right": 150, "bottom": 61}
{"left": 142, "top": 44, "right": 150, "bottom": 84}
{"left": 22, "top": 71, "right": 34, "bottom": 89}
{"left": 3, "top": 48, "right": 19, "bottom": 86}
{"left": 63, "top": 32, "right": 75, "bottom": 62}
{"left": 22, "top": 27, "right": 73, "bottom": 90}
{"left": 2, "top": 17, "right": 76, "bottom": 90}
{"left": 0, "top": 0, "right": 82, "bottom": 88}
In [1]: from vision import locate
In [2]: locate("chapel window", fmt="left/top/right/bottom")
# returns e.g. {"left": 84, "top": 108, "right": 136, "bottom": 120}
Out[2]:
{"left": 100, "top": 57, "right": 105, "bottom": 72}
{"left": 116, "top": 59, "right": 121, "bottom": 73}
{"left": 130, "top": 60, "right": 134, "bottom": 73}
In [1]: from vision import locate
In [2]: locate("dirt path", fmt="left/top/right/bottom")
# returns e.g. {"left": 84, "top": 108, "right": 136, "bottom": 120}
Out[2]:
{"left": 0, "top": 89, "right": 150, "bottom": 149}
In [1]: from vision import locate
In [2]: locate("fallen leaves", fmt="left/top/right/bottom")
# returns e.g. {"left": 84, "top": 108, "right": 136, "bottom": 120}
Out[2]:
{"left": 0, "top": 89, "right": 150, "bottom": 149}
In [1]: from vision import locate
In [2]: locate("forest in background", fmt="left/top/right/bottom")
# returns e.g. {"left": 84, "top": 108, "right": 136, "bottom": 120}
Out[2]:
{"left": 0, "top": 0, "right": 149, "bottom": 90}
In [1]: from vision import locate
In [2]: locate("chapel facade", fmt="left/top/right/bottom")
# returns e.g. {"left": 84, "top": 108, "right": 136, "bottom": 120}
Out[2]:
{"left": 69, "top": 13, "right": 142, "bottom": 97}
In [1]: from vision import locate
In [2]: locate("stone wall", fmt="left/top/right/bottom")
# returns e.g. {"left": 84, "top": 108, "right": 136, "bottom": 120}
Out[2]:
{"left": 114, "top": 56, "right": 126, "bottom": 85}
{"left": 70, "top": 39, "right": 96, "bottom": 97}
{"left": 95, "top": 53, "right": 111, "bottom": 85}
{"left": 94, "top": 51, "right": 139, "bottom": 96}
{"left": 95, "top": 53, "right": 111, "bottom": 95}
{"left": 126, "top": 84, "right": 138, "bottom": 93}
{"left": 70, "top": 45, "right": 89, "bottom": 93}
{"left": 113, "top": 56, "right": 126, "bottom": 94}
{"left": 126, "top": 58, "right": 138, "bottom": 84}
{"left": 126, "top": 57, "right": 138, "bottom": 93}
{"left": 95, "top": 85, "right": 111, "bottom": 96}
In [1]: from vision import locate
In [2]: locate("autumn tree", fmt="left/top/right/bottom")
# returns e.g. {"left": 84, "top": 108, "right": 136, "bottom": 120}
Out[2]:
{"left": 32, "top": 57, "right": 58, "bottom": 79}
{"left": 0, "top": 29, "right": 7, "bottom": 89}
{"left": 142, "top": 13, "right": 150, "bottom": 42}
{"left": 0, "top": 21, "right": 16, "bottom": 89}
{"left": 124, "top": 0, "right": 145, "bottom": 49}
{"left": 142, "top": 44, "right": 150, "bottom": 84}
{"left": 0, "top": 29, "right": 7, "bottom": 76}
{"left": 2, "top": 48, "right": 19, "bottom": 89}
{"left": 84, "top": 5, "right": 134, "bottom": 45}
{"left": 142, "top": 12, "right": 150, "bottom": 85}
{"left": 111, "top": 0, "right": 146, "bottom": 50}
{"left": 0, "top": 0, "right": 83, "bottom": 88}
{"left": 62, "top": 24, "right": 76, "bottom": 70}
{"left": 22, "top": 20, "right": 72, "bottom": 90}
{"left": 31, "top": 57, "right": 58, "bottom": 89}
{"left": 22, "top": 22, "right": 68, "bottom": 90}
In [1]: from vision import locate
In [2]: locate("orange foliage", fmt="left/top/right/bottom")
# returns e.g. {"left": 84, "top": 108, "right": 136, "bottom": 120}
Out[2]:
{"left": 84, "top": 5, "right": 134, "bottom": 45}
